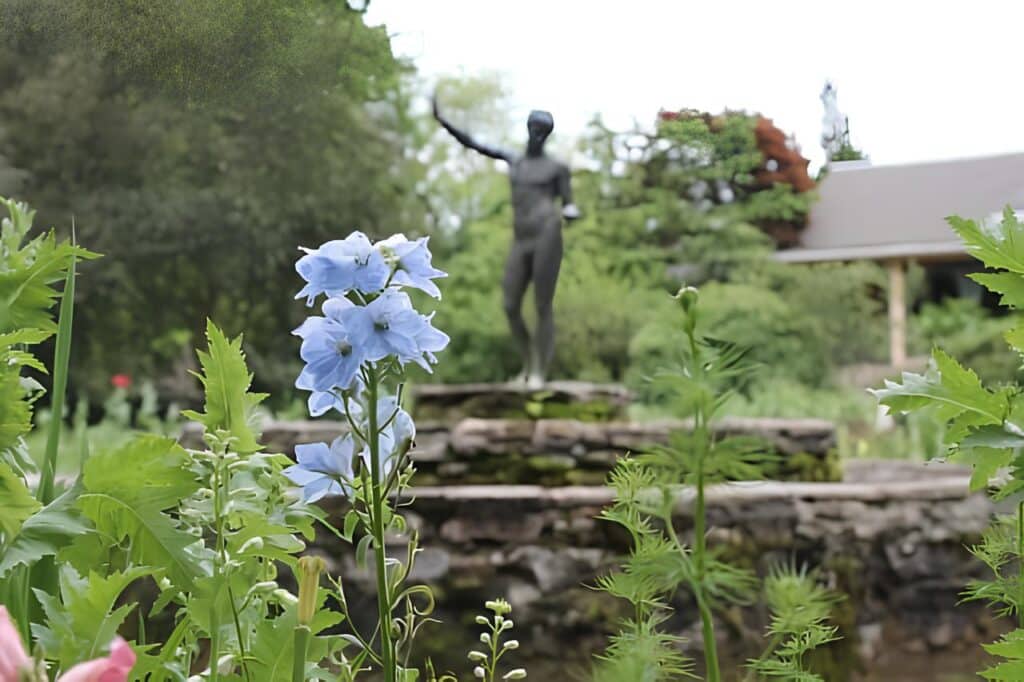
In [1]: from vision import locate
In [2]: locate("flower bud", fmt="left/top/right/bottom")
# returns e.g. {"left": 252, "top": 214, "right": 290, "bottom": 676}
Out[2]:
{"left": 479, "top": 632, "right": 492, "bottom": 645}
{"left": 474, "top": 615, "right": 489, "bottom": 625}
{"left": 501, "top": 620, "right": 514, "bottom": 631}
{"left": 503, "top": 639, "right": 519, "bottom": 650}
{"left": 468, "top": 650, "right": 487, "bottom": 662}
{"left": 503, "top": 670, "right": 527, "bottom": 680}
{"left": 485, "top": 598, "right": 512, "bottom": 616}
{"left": 296, "top": 555, "right": 326, "bottom": 626}
{"left": 474, "top": 666, "right": 486, "bottom": 678}
{"left": 673, "top": 286, "right": 699, "bottom": 314}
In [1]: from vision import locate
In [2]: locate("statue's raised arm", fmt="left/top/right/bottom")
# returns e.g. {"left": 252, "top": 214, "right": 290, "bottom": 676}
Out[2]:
{"left": 432, "top": 93, "right": 515, "bottom": 163}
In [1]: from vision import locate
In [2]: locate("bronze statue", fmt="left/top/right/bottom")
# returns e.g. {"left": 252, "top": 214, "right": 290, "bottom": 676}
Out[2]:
{"left": 433, "top": 94, "right": 578, "bottom": 388}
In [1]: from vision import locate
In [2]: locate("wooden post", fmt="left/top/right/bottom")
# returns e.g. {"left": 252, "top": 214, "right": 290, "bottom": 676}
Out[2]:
{"left": 887, "top": 259, "right": 907, "bottom": 367}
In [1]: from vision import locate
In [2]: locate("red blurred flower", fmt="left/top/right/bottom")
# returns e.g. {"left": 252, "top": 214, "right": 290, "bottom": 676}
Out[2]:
{"left": 110, "top": 374, "right": 132, "bottom": 389}
{"left": 658, "top": 110, "right": 680, "bottom": 121}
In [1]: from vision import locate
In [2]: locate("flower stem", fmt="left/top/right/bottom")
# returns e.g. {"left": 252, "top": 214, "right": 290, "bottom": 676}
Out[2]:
{"left": 692, "top": 413, "right": 720, "bottom": 682}
{"left": 367, "top": 367, "right": 396, "bottom": 682}
{"left": 1018, "top": 500, "right": 1023, "bottom": 629}
{"left": 292, "top": 626, "right": 310, "bottom": 682}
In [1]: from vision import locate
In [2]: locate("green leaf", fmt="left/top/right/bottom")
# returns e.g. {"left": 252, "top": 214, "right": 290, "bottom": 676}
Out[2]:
{"left": 951, "top": 447, "right": 1013, "bottom": 492}
{"left": 181, "top": 321, "right": 267, "bottom": 455}
{"left": 1005, "top": 325, "right": 1024, "bottom": 357}
{"left": 0, "top": 229, "right": 98, "bottom": 335}
{"left": 871, "top": 349, "right": 1007, "bottom": 425}
{"left": 0, "top": 461, "right": 39, "bottom": 538}
{"left": 950, "top": 209, "right": 1024, "bottom": 275}
{"left": 247, "top": 590, "right": 344, "bottom": 681}
{"left": 971, "top": 272, "right": 1024, "bottom": 309}
{"left": 32, "top": 565, "right": 153, "bottom": 669}
{"left": 0, "top": 484, "right": 91, "bottom": 577}
{"left": 38, "top": 253, "right": 76, "bottom": 506}
{"left": 78, "top": 435, "right": 204, "bottom": 589}
{"left": 981, "top": 629, "right": 1024, "bottom": 680}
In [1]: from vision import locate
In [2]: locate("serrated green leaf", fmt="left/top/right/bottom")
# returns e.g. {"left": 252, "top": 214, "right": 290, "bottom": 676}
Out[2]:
{"left": 0, "top": 231, "right": 97, "bottom": 334}
{"left": 0, "top": 484, "right": 91, "bottom": 577}
{"left": 78, "top": 435, "right": 204, "bottom": 589}
{"left": 1006, "top": 326, "right": 1024, "bottom": 356}
{"left": 951, "top": 447, "right": 1012, "bottom": 492}
{"left": 0, "top": 461, "right": 39, "bottom": 538}
{"left": 182, "top": 321, "right": 267, "bottom": 455}
{"left": 971, "top": 272, "right": 1024, "bottom": 309}
{"left": 31, "top": 565, "right": 153, "bottom": 669}
{"left": 981, "top": 629, "right": 1024, "bottom": 679}
{"left": 871, "top": 349, "right": 1007, "bottom": 425}
{"left": 950, "top": 209, "right": 1024, "bottom": 275}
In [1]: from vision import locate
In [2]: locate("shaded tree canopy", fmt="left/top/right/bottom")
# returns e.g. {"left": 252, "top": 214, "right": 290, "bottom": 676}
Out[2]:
{"left": 0, "top": 1, "right": 425, "bottom": 401}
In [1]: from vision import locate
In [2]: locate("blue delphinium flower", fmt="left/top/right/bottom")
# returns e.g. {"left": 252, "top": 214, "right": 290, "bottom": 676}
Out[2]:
{"left": 284, "top": 436, "right": 357, "bottom": 502}
{"left": 294, "top": 301, "right": 365, "bottom": 392}
{"left": 340, "top": 289, "right": 429, "bottom": 363}
{"left": 410, "top": 312, "right": 450, "bottom": 372}
{"left": 377, "top": 235, "right": 447, "bottom": 299}
{"left": 296, "top": 232, "right": 390, "bottom": 305}
{"left": 307, "top": 389, "right": 344, "bottom": 417}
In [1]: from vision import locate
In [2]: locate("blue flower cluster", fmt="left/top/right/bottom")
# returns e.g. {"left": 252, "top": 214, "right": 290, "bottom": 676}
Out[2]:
{"left": 284, "top": 232, "right": 447, "bottom": 502}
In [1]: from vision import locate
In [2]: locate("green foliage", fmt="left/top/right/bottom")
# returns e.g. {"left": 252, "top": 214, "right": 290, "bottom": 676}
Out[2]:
{"left": 0, "top": 460, "right": 38, "bottom": 538}
{"left": 980, "top": 628, "right": 1024, "bottom": 680}
{"left": 597, "top": 289, "right": 837, "bottom": 681}
{"left": 0, "top": 3, "right": 421, "bottom": 400}
{"left": 0, "top": 485, "right": 90, "bottom": 577}
{"left": 32, "top": 565, "right": 154, "bottom": 670}
{"left": 76, "top": 436, "right": 203, "bottom": 589}
{"left": 872, "top": 208, "right": 1024, "bottom": 678}
{"left": 181, "top": 321, "right": 267, "bottom": 455}
{"left": 911, "top": 298, "right": 1021, "bottom": 385}
{"left": 747, "top": 566, "right": 840, "bottom": 681}
{"left": 0, "top": 198, "right": 96, "bottom": 335}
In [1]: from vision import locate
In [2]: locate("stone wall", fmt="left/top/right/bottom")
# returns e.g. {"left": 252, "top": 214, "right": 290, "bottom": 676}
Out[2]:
{"left": 308, "top": 460, "right": 1002, "bottom": 678}
{"left": 181, "top": 415, "right": 838, "bottom": 486}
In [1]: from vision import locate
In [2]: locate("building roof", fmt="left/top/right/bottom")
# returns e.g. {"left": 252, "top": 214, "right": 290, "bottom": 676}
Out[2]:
{"left": 775, "top": 152, "right": 1024, "bottom": 263}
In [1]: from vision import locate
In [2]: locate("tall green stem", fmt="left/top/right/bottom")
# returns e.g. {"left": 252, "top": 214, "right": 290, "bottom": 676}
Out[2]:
{"left": 292, "top": 626, "right": 310, "bottom": 682}
{"left": 209, "top": 457, "right": 222, "bottom": 682}
{"left": 692, "top": 412, "right": 720, "bottom": 682}
{"left": 367, "top": 367, "right": 396, "bottom": 682}
{"left": 1018, "top": 501, "right": 1023, "bottom": 629}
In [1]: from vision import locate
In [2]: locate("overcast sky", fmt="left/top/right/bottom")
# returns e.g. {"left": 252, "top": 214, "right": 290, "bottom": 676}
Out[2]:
{"left": 366, "top": 1, "right": 1024, "bottom": 172}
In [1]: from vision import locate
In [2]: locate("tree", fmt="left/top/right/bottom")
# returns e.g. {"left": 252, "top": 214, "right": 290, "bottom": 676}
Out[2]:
{"left": 0, "top": 1, "right": 424, "bottom": 402}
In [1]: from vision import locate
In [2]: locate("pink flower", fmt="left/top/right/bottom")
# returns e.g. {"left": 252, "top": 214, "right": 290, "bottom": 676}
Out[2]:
{"left": 58, "top": 638, "right": 135, "bottom": 682}
{"left": 110, "top": 374, "right": 132, "bottom": 389}
{"left": 0, "top": 605, "right": 31, "bottom": 681}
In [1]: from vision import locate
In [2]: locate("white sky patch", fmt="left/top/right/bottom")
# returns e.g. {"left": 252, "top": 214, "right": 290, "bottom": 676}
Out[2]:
{"left": 367, "top": 0, "right": 1024, "bottom": 173}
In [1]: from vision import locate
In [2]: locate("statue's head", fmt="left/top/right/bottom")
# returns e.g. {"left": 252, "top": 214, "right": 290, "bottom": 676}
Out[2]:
{"left": 526, "top": 110, "right": 553, "bottom": 154}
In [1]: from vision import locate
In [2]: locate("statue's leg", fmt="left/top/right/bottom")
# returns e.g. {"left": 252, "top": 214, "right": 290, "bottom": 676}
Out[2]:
{"left": 502, "top": 240, "right": 533, "bottom": 382}
{"left": 529, "top": 227, "right": 563, "bottom": 386}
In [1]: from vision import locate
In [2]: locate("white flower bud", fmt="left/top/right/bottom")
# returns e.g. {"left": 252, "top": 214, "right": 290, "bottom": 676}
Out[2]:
{"left": 501, "top": 619, "right": 514, "bottom": 631}
{"left": 474, "top": 666, "right": 486, "bottom": 678}
{"left": 475, "top": 615, "right": 489, "bottom": 625}
{"left": 468, "top": 651, "right": 488, "bottom": 662}
{"left": 480, "top": 632, "right": 492, "bottom": 644}
{"left": 503, "top": 670, "right": 527, "bottom": 680}
{"left": 503, "top": 639, "right": 519, "bottom": 650}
